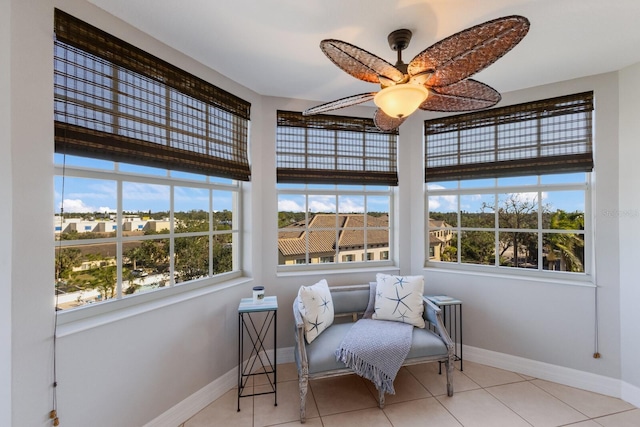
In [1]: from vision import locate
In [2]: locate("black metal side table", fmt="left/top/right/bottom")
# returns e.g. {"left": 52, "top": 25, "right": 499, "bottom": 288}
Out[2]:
{"left": 426, "top": 295, "right": 463, "bottom": 371}
{"left": 237, "top": 295, "right": 278, "bottom": 411}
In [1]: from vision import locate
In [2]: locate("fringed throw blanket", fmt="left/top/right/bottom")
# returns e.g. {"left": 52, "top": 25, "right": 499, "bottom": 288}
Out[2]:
{"left": 335, "top": 319, "right": 413, "bottom": 395}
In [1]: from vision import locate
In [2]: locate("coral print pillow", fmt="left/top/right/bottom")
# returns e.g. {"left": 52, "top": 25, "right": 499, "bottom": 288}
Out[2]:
{"left": 372, "top": 273, "right": 425, "bottom": 328}
{"left": 297, "top": 279, "right": 334, "bottom": 343}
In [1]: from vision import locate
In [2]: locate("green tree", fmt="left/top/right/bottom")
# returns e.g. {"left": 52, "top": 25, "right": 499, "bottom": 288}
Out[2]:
{"left": 278, "top": 211, "right": 307, "bottom": 228}
{"left": 91, "top": 266, "right": 117, "bottom": 300}
{"left": 544, "top": 210, "right": 584, "bottom": 272}
{"left": 123, "top": 268, "right": 140, "bottom": 295}
{"left": 55, "top": 247, "right": 82, "bottom": 280}
{"left": 460, "top": 231, "right": 494, "bottom": 265}
{"left": 441, "top": 234, "right": 458, "bottom": 262}
{"left": 491, "top": 194, "right": 545, "bottom": 268}
{"left": 212, "top": 236, "right": 233, "bottom": 274}
{"left": 174, "top": 236, "right": 209, "bottom": 282}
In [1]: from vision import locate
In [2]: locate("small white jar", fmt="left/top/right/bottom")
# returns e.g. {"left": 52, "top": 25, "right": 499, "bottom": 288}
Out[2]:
{"left": 252, "top": 286, "right": 265, "bottom": 304}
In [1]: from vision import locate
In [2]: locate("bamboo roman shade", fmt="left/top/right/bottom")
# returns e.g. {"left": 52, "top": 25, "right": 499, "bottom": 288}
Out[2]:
{"left": 54, "top": 9, "right": 251, "bottom": 181}
{"left": 276, "top": 111, "right": 399, "bottom": 185}
{"left": 424, "top": 91, "right": 594, "bottom": 182}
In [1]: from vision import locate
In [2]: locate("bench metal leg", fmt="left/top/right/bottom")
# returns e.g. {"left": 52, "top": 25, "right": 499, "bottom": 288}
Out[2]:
{"left": 378, "top": 388, "right": 385, "bottom": 409}
{"left": 299, "top": 374, "right": 308, "bottom": 423}
{"left": 446, "top": 358, "right": 454, "bottom": 397}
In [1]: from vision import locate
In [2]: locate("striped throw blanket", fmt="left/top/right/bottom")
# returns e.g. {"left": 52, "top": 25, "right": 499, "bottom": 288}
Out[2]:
{"left": 335, "top": 319, "right": 413, "bottom": 394}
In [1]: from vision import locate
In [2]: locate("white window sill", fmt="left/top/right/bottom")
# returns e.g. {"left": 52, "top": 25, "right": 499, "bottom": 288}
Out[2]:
{"left": 423, "top": 264, "right": 596, "bottom": 288}
{"left": 277, "top": 262, "right": 397, "bottom": 278}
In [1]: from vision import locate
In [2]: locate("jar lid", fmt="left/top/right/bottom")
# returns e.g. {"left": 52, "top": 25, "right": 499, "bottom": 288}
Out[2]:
{"left": 252, "top": 286, "right": 264, "bottom": 291}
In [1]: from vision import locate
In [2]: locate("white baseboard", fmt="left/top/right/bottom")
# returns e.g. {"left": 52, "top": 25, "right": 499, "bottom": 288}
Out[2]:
{"left": 143, "top": 347, "right": 295, "bottom": 427}
{"left": 463, "top": 345, "right": 622, "bottom": 398}
{"left": 622, "top": 381, "right": 640, "bottom": 408}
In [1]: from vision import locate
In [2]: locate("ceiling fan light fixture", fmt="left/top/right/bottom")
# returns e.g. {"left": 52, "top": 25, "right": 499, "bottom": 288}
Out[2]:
{"left": 374, "top": 84, "right": 429, "bottom": 119}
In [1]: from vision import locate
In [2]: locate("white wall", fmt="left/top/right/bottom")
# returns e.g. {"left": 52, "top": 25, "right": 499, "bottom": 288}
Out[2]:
{"left": 5, "top": 0, "right": 636, "bottom": 425}
{"left": 8, "top": 0, "right": 56, "bottom": 426}
{"left": 1, "top": 0, "right": 13, "bottom": 425}
{"left": 619, "top": 62, "right": 640, "bottom": 398}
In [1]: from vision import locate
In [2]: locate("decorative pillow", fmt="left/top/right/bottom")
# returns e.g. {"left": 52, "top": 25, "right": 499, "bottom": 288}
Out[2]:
{"left": 372, "top": 273, "right": 425, "bottom": 328}
{"left": 297, "top": 279, "right": 334, "bottom": 343}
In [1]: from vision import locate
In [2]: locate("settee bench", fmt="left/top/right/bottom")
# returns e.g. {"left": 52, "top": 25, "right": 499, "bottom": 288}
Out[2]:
{"left": 293, "top": 283, "right": 454, "bottom": 423}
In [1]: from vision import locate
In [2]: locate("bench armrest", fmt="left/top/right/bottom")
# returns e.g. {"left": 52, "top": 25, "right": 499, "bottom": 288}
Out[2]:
{"left": 423, "top": 297, "right": 454, "bottom": 354}
{"left": 292, "top": 297, "right": 309, "bottom": 374}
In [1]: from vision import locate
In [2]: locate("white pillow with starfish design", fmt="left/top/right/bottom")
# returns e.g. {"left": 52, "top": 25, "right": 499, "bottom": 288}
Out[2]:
{"left": 298, "top": 279, "right": 334, "bottom": 343}
{"left": 372, "top": 273, "right": 425, "bottom": 328}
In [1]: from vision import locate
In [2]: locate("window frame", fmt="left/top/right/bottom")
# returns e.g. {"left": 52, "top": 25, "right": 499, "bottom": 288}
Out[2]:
{"left": 54, "top": 157, "right": 244, "bottom": 322}
{"left": 277, "top": 184, "right": 395, "bottom": 273}
{"left": 425, "top": 174, "right": 593, "bottom": 283}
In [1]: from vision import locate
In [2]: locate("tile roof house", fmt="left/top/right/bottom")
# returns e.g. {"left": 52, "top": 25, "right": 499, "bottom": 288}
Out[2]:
{"left": 278, "top": 214, "right": 390, "bottom": 264}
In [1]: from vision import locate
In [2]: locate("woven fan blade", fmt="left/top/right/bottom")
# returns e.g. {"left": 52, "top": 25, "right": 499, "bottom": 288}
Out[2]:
{"left": 373, "top": 108, "right": 406, "bottom": 131}
{"left": 321, "top": 40, "right": 405, "bottom": 84}
{"left": 408, "top": 15, "right": 529, "bottom": 88}
{"left": 420, "top": 79, "right": 501, "bottom": 112}
{"left": 303, "top": 93, "right": 377, "bottom": 116}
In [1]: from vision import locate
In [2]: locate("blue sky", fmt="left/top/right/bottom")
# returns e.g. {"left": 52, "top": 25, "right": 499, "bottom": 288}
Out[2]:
{"left": 54, "top": 155, "right": 233, "bottom": 214}
{"left": 427, "top": 172, "right": 587, "bottom": 214}
{"left": 277, "top": 193, "right": 390, "bottom": 214}
{"left": 56, "top": 154, "right": 585, "bottom": 215}
{"left": 428, "top": 190, "right": 585, "bottom": 214}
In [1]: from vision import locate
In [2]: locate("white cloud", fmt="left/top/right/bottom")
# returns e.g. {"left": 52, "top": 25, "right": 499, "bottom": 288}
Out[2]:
{"left": 308, "top": 199, "right": 335, "bottom": 212}
{"left": 123, "top": 182, "right": 170, "bottom": 202}
{"left": 59, "top": 199, "right": 115, "bottom": 213}
{"left": 338, "top": 198, "right": 365, "bottom": 213}
{"left": 278, "top": 199, "right": 304, "bottom": 212}
{"left": 428, "top": 194, "right": 457, "bottom": 211}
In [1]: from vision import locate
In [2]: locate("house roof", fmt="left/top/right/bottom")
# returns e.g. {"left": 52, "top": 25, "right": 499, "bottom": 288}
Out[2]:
{"left": 278, "top": 214, "right": 389, "bottom": 257}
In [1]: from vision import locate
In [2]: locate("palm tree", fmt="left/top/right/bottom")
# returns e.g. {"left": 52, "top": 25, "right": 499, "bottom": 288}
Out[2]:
{"left": 92, "top": 266, "right": 117, "bottom": 300}
{"left": 544, "top": 210, "right": 584, "bottom": 272}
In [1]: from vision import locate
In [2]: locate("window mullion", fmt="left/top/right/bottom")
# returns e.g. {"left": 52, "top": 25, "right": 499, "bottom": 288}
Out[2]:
{"left": 116, "top": 179, "right": 123, "bottom": 299}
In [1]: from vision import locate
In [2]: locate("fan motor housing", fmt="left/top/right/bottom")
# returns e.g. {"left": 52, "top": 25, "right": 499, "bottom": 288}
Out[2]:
{"left": 387, "top": 29, "right": 412, "bottom": 51}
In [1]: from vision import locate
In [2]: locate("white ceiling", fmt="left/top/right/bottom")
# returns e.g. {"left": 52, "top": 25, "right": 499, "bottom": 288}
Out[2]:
{"left": 88, "top": 0, "right": 640, "bottom": 105}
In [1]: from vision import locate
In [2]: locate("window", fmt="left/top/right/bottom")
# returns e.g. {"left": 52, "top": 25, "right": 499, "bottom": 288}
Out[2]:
{"left": 53, "top": 10, "right": 249, "bottom": 311}
{"left": 54, "top": 159, "right": 241, "bottom": 310}
{"left": 276, "top": 111, "right": 396, "bottom": 268}
{"left": 425, "top": 92, "right": 593, "bottom": 277}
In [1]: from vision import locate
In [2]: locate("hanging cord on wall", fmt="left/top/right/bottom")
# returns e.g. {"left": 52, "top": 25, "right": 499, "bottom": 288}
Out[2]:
{"left": 593, "top": 284, "right": 600, "bottom": 358}
{"left": 51, "top": 153, "right": 66, "bottom": 427}
{"left": 591, "top": 187, "right": 600, "bottom": 360}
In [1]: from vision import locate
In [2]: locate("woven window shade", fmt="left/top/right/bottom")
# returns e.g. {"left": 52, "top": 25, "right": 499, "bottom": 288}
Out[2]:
{"left": 276, "top": 111, "right": 399, "bottom": 185}
{"left": 54, "top": 9, "right": 251, "bottom": 181}
{"left": 424, "top": 92, "right": 594, "bottom": 182}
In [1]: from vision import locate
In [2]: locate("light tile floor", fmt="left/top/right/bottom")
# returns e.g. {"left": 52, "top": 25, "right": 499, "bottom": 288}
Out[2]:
{"left": 181, "top": 361, "right": 639, "bottom": 427}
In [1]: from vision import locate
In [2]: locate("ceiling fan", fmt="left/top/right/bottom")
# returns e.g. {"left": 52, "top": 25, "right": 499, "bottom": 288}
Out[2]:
{"left": 303, "top": 15, "right": 530, "bottom": 131}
